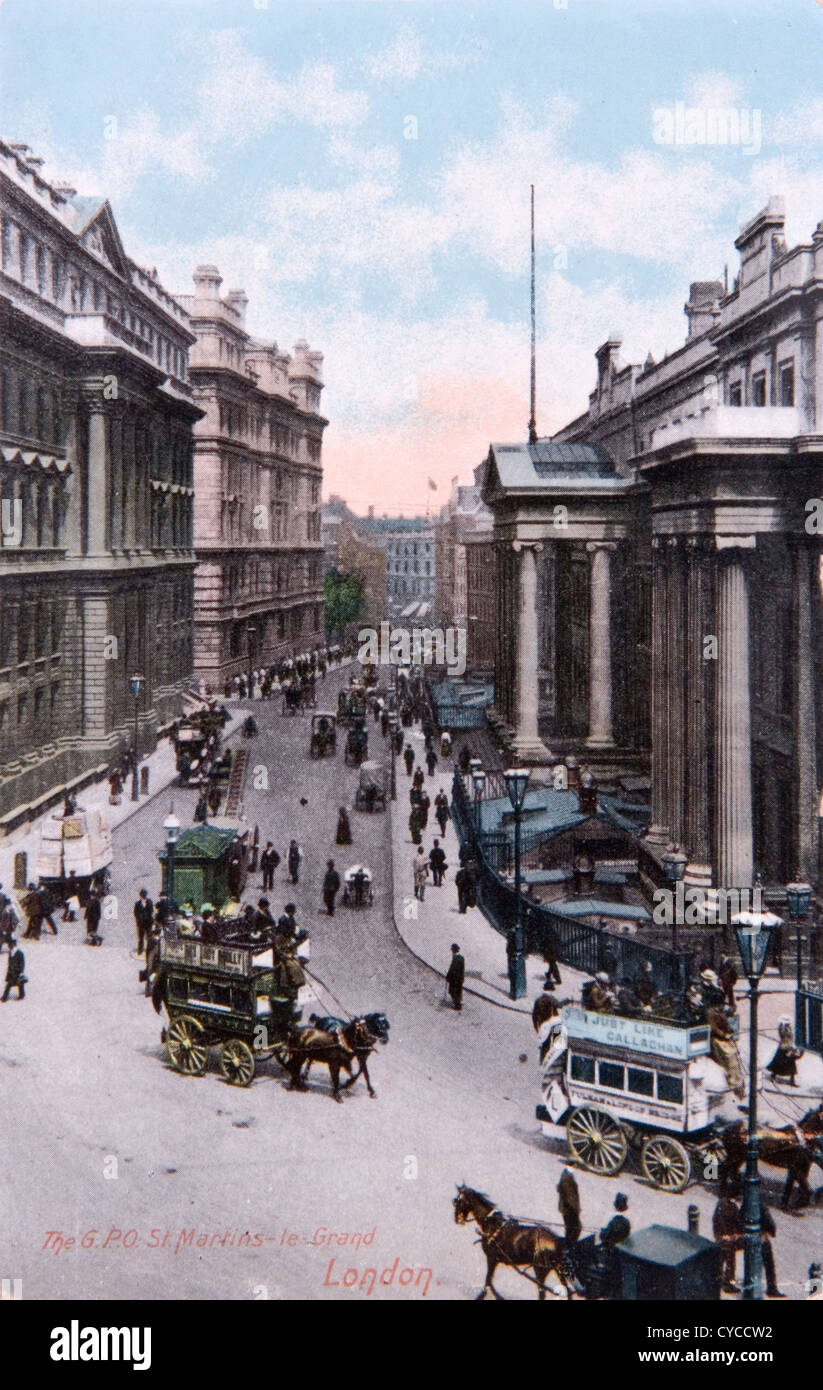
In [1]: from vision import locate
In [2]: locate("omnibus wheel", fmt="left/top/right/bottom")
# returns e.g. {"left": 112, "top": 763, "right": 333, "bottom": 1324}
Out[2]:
{"left": 641, "top": 1135, "right": 691, "bottom": 1192}
{"left": 219, "top": 1039, "right": 255, "bottom": 1087}
{"left": 567, "top": 1105, "right": 628, "bottom": 1176}
{"left": 166, "top": 1016, "right": 208, "bottom": 1076}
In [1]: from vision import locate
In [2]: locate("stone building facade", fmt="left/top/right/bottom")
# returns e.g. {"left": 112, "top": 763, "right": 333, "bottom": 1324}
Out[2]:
{"left": 0, "top": 138, "right": 198, "bottom": 832}
{"left": 435, "top": 470, "right": 494, "bottom": 669}
{"left": 176, "top": 267, "right": 325, "bottom": 690}
{"left": 484, "top": 197, "right": 823, "bottom": 893}
{"left": 358, "top": 517, "right": 435, "bottom": 611}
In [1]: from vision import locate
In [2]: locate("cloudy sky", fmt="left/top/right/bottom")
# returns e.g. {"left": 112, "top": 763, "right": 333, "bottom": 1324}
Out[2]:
{"left": 3, "top": 0, "right": 823, "bottom": 513}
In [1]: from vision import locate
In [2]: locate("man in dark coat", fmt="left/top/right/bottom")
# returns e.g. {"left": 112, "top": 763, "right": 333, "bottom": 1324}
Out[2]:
{"left": 425, "top": 747, "right": 437, "bottom": 777}
{"left": 455, "top": 865, "right": 471, "bottom": 914}
{"left": 38, "top": 885, "right": 58, "bottom": 935}
{"left": 276, "top": 904, "right": 299, "bottom": 941}
{"left": 322, "top": 860, "right": 341, "bottom": 917}
{"left": 718, "top": 955, "right": 738, "bottom": 1011}
{"left": 2, "top": 939, "right": 26, "bottom": 1001}
{"left": 403, "top": 745, "right": 415, "bottom": 777}
{"left": 22, "top": 884, "right": 43, "bottom": 940}
{"left": 712, "top": 1195, "right": 784, "bottom": 1297}
{"left": 409, "top": 807, "right": 423, "bottom": 846}
{"left": 557, "top": 1168, "right": 582, "bottom": 1245}
{"left": 418, "top": 791, "right": 431, "bottom": 830}
{"left": 446, "top": 944, "right": 465, "bottom": 1011}
{"left": 287, "top": 841, "right": 302, "bottom": 885}
{"left": 253, "top": 898, "right": 275, "bottom": 936}
{"left": 134, "top": 888, "right": 154, "bottom": 955}
{"left": 429, "top": 839, "right": 447, "bottom": 887}
{"left": 434, "top": 790, "right": 450, "bottom": 837}
{"left": 600, "top": 1193, "right": 630, "bottom": 1248}
{"left": 542, "top": 923, "right": 562, "bottom": 986}
{"left": 84, "top": 890, "right": 102, "bottom": 943}
{"left": 260, "top": 842, "right": 280, "bottom": 891}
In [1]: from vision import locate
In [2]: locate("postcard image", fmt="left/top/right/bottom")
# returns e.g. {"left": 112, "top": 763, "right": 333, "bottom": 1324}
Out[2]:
{"left": 0, "top": 0, "right": 822, "bottom": 1345}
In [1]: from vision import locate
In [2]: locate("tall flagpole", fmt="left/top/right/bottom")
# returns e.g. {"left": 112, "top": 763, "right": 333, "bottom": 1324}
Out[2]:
{"left": 528, "top": 183, "right": 537, "bottom": 444}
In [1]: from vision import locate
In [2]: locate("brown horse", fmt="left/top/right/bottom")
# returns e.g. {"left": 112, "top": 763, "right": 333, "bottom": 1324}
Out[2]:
{"left": 453, "top": 1185, "right": 573, "bottom": 1300}
{"left": 719, "top": 1103, "right": 823, "bottom": 1209}
{"left": 281, "top": 1017, "right": 381, "bottom": 1102}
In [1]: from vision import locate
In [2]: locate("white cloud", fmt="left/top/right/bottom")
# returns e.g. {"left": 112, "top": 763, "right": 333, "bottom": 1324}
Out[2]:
{"left": 363, "top": 23, "right": 487, "bottom": 85}
{"left": 195, "top": 30, "right": 369, "bottom": 142}
{"left": 683, "top": 72, "right": 746, "bottom": 111}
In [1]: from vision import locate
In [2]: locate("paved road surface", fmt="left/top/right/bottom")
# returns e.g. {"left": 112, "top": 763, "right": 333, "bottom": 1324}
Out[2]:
{"left": 2, "top": 667, "right": 820, "bottom": 1300}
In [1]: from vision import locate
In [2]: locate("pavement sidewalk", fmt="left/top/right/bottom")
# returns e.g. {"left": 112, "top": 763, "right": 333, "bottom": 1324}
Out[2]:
{"left": 0, "top": 708, "right": 245, "bottom": 907}
{"left": 387, "top": 725, "right": 588, "bottom": 1013}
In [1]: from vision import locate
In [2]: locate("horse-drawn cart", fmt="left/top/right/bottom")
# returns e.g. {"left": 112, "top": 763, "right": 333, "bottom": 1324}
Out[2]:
{"left": 158, "top": 934, "right": 307, "bottom": 1085}
{"left": 354, "top": 761, "right": 386, "bottom": 812}
{"left": 309, "top": 712, "right": 337, "bottom": 759}
{"left": 344, "top": 724, "right": 369, "bottom": 767}
{"left": 35, "top": 806, "right": 113, "bottom": 904}
{"left": 538, "top": 1005, "right": 733, "bottom": 1192}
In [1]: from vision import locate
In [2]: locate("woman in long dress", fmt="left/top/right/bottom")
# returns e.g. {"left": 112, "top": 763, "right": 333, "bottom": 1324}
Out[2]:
{"left": 335, "top": 807, "right": 352, "bottom": 845}
{"left": 766, "top": 1018, "right": 803, "bottom": 1086}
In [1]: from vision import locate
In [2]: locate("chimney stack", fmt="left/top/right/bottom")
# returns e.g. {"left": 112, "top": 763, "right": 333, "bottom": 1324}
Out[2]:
{"left": 193, "top": 264, "right": 223, "bottom": 301}
{"left": 225, "top": 289, "right": 248, "bottom": 325}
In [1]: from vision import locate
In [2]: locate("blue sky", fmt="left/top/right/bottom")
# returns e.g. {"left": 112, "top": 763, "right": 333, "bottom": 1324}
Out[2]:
{"left": 3, "top": 0, "right": 823, "bottom": 511}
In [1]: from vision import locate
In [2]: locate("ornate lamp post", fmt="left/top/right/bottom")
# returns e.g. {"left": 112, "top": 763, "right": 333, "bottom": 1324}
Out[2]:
{"left": 504, "top": 766, "right": 530, "bottom": 1001}
{"left": 661, "top": 843, "right": 688, "bottom": 953}
{"left": 130, "top": 673, "right": 144, "bottom": 802}
{"left": 471, "top": 766, "right": 486, "bottom": 834}
{"left": 163, "top": 810, "right": 181, "bottom": 907}
{"left": 786, "top": 881, "right": 812, "bottom": 990}
{"left": 732, "top": 906, "right": 781, "bottom": 1301}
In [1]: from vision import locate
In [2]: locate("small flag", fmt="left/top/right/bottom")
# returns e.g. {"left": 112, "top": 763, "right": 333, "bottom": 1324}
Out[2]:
{"left": 427, "top": 478, "right": 438, "bottom": 491}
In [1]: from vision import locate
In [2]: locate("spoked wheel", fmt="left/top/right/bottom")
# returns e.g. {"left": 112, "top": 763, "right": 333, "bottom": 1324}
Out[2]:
{"left": 166, "top": 1015, "right": 208, "bottom": 1076}
{"left": 566, "top": 1106, "right": 628, "bottom": 1176}
{"left": 641, "top": 1135, "right": 691, "bottom": 1193}
{"left": 219, "top": 1039, "right": 255, "bottom": 1087}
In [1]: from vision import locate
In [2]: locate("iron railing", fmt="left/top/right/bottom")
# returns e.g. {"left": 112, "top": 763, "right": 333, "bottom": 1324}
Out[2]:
{"left": 451, "top": 772, "right": 693, "bottom": 995}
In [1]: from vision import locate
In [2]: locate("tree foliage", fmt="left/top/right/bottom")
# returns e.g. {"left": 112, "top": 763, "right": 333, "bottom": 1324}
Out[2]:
{"left": 324, "top": 568, "right": 366, "bottom": 639}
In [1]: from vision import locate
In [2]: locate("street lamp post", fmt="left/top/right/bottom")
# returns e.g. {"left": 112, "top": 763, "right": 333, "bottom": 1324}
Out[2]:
{"left": 786, "top": 881, "right": 811, "bottom": 990}
{"left": 661, "top": 843, "right": 688, "bottom": 954}
{"left": 504, "top": 766, "right": 530, "bottom": 1001}
{"left": 732, "top": 907, "right": 781, "bottom": 1301}
{"left": 130, "top": 673, "right": 144, "bottom": 802}
{"left": 471, "top": 767, "right": 486, "bottom": 836}
{"left": 163, "top": 810, "right": 181, "bottom": 908}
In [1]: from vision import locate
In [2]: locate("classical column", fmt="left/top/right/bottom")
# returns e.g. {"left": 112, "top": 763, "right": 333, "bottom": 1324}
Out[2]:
{"left": 793, "top": 541, "right": 818, "bottom": 883}
{"left": 714, "top": 540, "right": 755, "bottom": 889}
{"left": 684, "top": 537, "right": 713, "bottom": 885}
{"left": 511, "top": 540, "right": 551, "bottom": 763}
{"left": 646, "top": 537, "right": 671, "bottom": 842}
{"left": 586, "top": 540, "right": 617, "bottom": 748}
{"left": 86, "top": 403, "right": 109, "bottom": 556}
{"left": 666, "top": 537, "right": 686, "bottom": 843}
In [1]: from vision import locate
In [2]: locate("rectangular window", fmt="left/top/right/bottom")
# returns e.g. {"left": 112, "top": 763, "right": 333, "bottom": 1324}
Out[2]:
{"left": 728, "top": 382, "right": 742, "bottom": 407}
{"left": 598, "top": 1061, "right": 625, "bottom": 1090}
{"left": 656, "top": 1073, "right": 684, "bottom": 1104}
{"left": 627, "top": 1067, "right": 654, "bottom": 1097}
{"left": 779, "top": 362, "right": 795, "bottom": 407}
{"left": 35, "top": 243, "right": 46, "bottom": 296}
{"left": 1, "top": 218, "right": 12, "bottom": 271}
{"left": 752, "top": 371, "right": 766, "bottom": 407}
{"left": 570, "top": 1054, "right": 595, "bottom": 1083}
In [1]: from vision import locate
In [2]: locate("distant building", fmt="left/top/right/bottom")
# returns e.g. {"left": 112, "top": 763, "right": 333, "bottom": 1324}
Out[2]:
{"left": 359, "top": 515, "right": 436, "bottom": 610}
{"left": 177, "top": 266, "right": 325, "bottom": 689}
{"left": 0, "top": 137, "right": 199, "bottom": 831}
{"left": 434, "top": 470, "right": 493, "bottom": 667}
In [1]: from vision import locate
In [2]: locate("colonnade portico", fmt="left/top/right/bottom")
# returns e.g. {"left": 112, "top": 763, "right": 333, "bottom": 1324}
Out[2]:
{"left": 483, "top": 438, "right": 636, "bottom": 767}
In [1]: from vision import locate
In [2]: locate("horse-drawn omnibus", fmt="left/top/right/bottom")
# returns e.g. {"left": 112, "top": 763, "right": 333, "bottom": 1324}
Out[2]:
{"left": 537, "top": 1004, "right": 735, "bottom": 1192}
